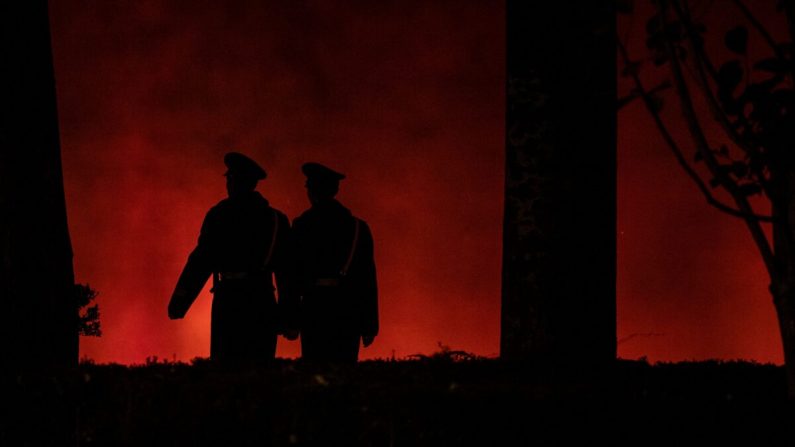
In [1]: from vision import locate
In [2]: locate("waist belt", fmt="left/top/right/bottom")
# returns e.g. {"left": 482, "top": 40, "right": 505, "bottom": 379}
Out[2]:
{"left": 218, "top": 271, "right": 269, "bottom": 281}
{"left": 315, "top": 278, "right": 340, "bottom": 287}
{"left": 211, "top": 271, "right": 271, "bottom": 294}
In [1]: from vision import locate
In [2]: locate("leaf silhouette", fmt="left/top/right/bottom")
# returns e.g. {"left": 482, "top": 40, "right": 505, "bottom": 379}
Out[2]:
{"left": 754, "top": 57, "right": 792, "bottom": 74}
{"left": 739, "top": 183, "right": 762, "bottom": 196}
{"left": 731, "top": 161, "right": 748, "bottom": 178}
{"left": 725, "top": 26, "right": 748, "bottom": 54}
{"left": 718, "top": 61, "right": 743, "bottom": 93}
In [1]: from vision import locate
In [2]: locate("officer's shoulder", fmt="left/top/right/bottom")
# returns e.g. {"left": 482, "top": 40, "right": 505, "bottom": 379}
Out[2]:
{"left": 352, "top": 213, "right": 368, "bottom": 223}
{"left": 293, "top": 209, "right": 312, "bottom": 224}
{"left": 206, "top": 198, "right": 232, "bottom": 216}
{"left": 269, "top": 206, "right": 290, "bottom": 223}
{"left": 290, "top": 215, "right": 304, "bottom": 231}
{"left": 354, "top": 216, "right": 372, "bottom": 233}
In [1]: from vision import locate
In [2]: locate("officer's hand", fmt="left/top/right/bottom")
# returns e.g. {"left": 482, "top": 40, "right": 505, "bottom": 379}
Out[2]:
{"left": 282, "top": 329, "right": 299, "bottom": 341}
{"left": 167, "top": 302, "right": 183, "bottom": 320}
{"left": 362, "top": 335, "right": 375, "bottom": 347}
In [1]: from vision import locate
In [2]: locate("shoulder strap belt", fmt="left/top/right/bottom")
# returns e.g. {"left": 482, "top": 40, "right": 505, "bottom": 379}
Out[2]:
{"left": 340, "top": 218, "right": 360, "bottom": 277}
{"left": 263, "top": 209, "right": 279, "bottom": 269}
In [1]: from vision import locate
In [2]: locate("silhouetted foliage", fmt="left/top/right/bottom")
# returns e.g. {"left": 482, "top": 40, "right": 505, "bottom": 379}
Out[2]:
{"left": 75, "top": 283, "right": 101, "bottom": 337}
{"left": 15, "top": 359, "right": 785, "bottom": 446}
{"left": 406, "top": 342, "right": 480, "bottom": 362}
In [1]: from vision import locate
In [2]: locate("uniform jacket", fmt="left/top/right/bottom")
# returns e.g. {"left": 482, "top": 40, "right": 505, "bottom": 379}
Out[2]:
{"left": 291, "top": 199, "right": 378, "bottom": 340}
{"left": 168, "top": 190, "right": 292, "bottom": 360}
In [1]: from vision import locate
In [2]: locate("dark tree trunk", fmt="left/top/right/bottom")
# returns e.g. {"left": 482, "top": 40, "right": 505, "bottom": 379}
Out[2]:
{"left": 501, "top": 2, "right": 616, "bottom": 363}
{"left": 0, "top": 1, "right": 76, "bottom": 368}
{"left": 2, "top": 3, "right": 78, "bottom": 444}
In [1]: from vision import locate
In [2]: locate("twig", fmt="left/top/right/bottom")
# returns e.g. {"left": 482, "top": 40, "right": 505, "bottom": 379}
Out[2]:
{"left": 617, "top": 38, "right": 774, "bottom": 223}
{"left": 674, "top": 0, "right": 774, "bottom": 198}
{"left": 730, "top": 0, "right": 783, "bottom": 57}
{"left": 618, "top": 81, "right": 672, "bottom": 110}
{"left": 660, "top": 0, "right": 778, "bottom": 280}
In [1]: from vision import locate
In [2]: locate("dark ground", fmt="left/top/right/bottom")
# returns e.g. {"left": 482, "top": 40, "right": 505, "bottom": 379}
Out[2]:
{"left": 4, "top": 356, "right": 794, "bottom": 446}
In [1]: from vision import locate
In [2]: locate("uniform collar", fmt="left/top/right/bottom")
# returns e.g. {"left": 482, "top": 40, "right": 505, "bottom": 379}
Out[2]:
{"left": 229, "top": 190, "right": 268, "bottom": 206}
{"left": 311, "top": 198, "right": 349, "bottom": 215}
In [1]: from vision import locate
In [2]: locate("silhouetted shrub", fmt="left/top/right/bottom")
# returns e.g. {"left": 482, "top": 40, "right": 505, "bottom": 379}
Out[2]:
{"left": 75, "top": 283, "right": 101, "bottom": 337}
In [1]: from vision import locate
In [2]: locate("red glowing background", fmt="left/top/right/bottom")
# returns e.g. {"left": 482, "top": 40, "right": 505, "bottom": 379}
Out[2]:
{"left": 50, "top": 1, "right": 782, "bottom": 364}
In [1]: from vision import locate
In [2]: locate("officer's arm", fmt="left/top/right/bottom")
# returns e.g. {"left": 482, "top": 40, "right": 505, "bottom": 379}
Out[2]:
{"left": 358, "top": 222, "right": 379, "bottom": 341}
{"left": 273, "top": 212, "right": 299, "bottom": 335}
{"left": 168, "top": 210, "right": 215, "bottom": 319}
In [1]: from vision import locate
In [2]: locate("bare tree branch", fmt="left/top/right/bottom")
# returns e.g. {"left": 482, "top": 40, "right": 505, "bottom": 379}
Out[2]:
{"left": 660, "top": 0, "right": 778, "bottom": 280}
{"left": 618, "top": 81, "right": 672, "bottom": 110}
{"left": 730, "top": 0, "right": 784, "bottom": 57}
{"left": 617, "top": 38, "right": 775, "bottom": 224}
{"left": 674, "top": 0, "right": 774, "bottom": 197}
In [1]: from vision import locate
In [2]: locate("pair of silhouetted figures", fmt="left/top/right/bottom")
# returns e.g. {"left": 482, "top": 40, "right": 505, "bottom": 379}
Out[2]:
{"left": 167, "top": 153, "right": 378, "bottom": 364}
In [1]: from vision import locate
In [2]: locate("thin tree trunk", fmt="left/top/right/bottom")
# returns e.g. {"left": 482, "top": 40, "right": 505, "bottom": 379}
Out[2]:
{"left": 771, "top": 171, "right": 795, "bottom": 399}
{"left": 772, "top": 288, "right": 795, "bottom": 398}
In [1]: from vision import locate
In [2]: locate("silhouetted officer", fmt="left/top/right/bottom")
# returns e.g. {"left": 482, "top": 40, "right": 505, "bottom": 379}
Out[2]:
{"left": 168, "top": 152, "right": 293, "bottom": 364}
{"left": 292, "top": 162, "right": 378, "bottom": 362}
